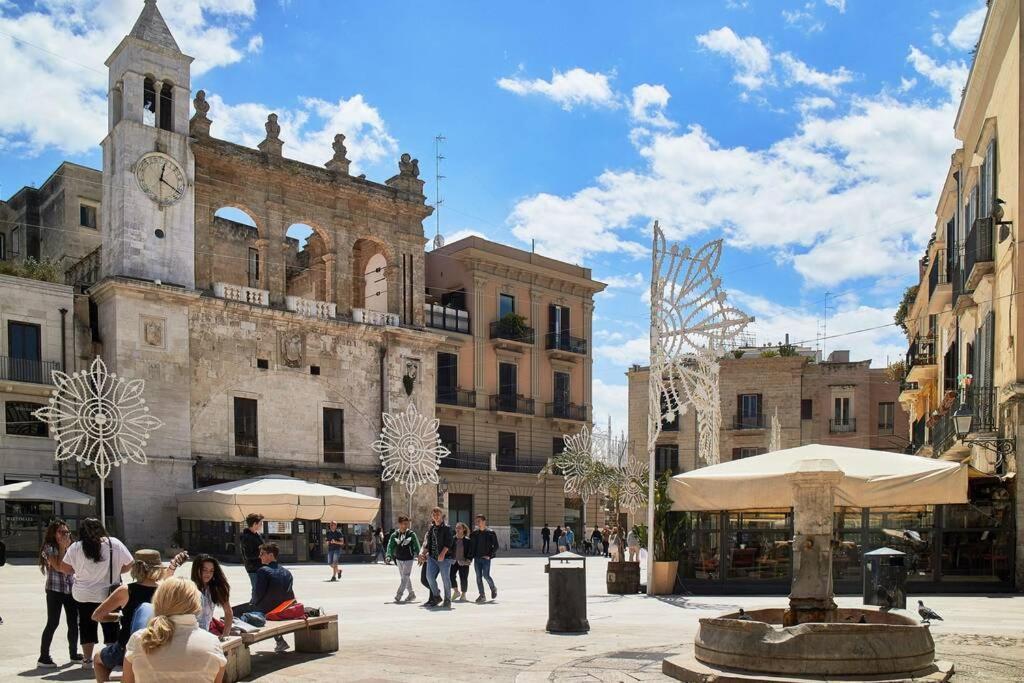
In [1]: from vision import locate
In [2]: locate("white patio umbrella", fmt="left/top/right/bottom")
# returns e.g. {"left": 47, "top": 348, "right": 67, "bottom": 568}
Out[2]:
{"left": 176, "top": 474, "right": 380, "bottom": 524}
{"left": 669, "top": 444, "right": 967, "bottom": 511}
{"left": 0, "top": 480, "right": 94, "bottom": 505}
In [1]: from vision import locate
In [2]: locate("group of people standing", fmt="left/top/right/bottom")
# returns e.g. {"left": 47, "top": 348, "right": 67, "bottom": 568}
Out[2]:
{"left": 540, "top": 523, "right": 640, "bottom": 560}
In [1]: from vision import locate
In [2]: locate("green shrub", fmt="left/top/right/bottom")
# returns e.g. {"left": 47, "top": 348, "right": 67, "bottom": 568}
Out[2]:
{"left": 0, "top": 257, "right": 62, "bottom": 283}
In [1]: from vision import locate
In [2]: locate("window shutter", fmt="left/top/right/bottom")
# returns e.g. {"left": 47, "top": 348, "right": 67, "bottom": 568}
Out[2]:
{"left": 563, "top": 306, "right": 571, "bottom": 338}
{"left": 548, "top": 304, "right": 557, "bottom": 335}
{"left": 755, "top": 393, "right": 763, "bottom": 416}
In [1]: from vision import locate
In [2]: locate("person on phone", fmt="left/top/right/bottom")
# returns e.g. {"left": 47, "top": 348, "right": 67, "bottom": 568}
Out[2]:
{"left": 60, "top": 518, "right": 133, "bottom": 670}
{"left": 37, "top": 519, "right": 81, "bottom": 669}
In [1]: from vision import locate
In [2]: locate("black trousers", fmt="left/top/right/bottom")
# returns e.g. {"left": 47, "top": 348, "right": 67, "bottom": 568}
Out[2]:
{"left": 449, "top": 563, "right": 469, "bottom": 592}
{"left": 40, "top": 590, "right": 79, "bottom": 658}
{"left": 75, "top": 600, "right": 118, "bottom": 646}
{"left": 542, "top": 538, "right": 550, "bottom": 553}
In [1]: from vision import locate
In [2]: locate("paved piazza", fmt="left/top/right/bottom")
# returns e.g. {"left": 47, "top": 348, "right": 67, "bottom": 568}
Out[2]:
{"left": 2, "top": 555, "right": 1023, "bottom": 682}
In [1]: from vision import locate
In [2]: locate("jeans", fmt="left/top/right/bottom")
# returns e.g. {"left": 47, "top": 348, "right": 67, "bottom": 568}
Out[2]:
{"left": 40, "top": 590, "right": 78, "bottom": 658}
{"left": 395, "top": 559, "right": 414, "bottom": 597}
{"left": 474, "top": 557, "right": 496, "bottom": 596}
{"left": 425, "top": 556, "right": 453, "bottom": 601}
{"left": 98, "top": 602, "right": 153, "bottom": 669}
{"left": 449, "top": 563, "right": 469, "bottom": 592}
{"left": 542, "top": 538, "right": 549, "bottom": 553}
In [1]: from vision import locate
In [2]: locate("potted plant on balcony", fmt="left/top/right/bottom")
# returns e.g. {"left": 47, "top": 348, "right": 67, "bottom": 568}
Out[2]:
{"left": 650, "top": 470, "right": 686, "bottom": 594}
{"left": 496, "top": 312, "right": 529, "bottom": 341}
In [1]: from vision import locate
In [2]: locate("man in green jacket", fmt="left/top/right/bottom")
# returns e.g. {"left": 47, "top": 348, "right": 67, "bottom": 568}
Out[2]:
{"left": 385, "top": 515, "right": 421, "bottom": 603}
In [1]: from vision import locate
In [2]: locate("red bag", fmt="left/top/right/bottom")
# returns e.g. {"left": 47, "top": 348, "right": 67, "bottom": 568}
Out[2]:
{"left": 266, "top": 599, "right": 305, "bottom": 621}
{"left": 209, "top": 617, "right": 225, "bottom": 635}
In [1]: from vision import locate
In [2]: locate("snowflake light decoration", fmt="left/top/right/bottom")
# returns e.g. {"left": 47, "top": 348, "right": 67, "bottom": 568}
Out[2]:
{"left": 372, "top": 402, "right": 450, "bottom": 494}
{"left": 769, "top": 407, "right": 781, "bottom": 452}
{"left": 553, "top": 426, "right": 609, "bottom": 503}
{"left": 32, "top": 356, "right": 164, "bottom": 479}
{"left": 615, "top": 457, "right": 650, "bottom": 512}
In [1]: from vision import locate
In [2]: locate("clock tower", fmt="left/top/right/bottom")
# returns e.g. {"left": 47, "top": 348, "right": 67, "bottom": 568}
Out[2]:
{"left": 101, "top": 0, "right": 195, "bottom": 288}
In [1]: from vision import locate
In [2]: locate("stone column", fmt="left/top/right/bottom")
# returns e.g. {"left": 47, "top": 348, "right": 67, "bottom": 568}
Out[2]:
{"left": 787, "top": 459, "right": 843, "bottom": 624}
{"left": 322, "top": 253, "right": 336, "bottom": 304}
{"left": 153, "top": 79, "right": 164, "bottom": 127}
{"left": 263, "top": 208, "right": 286, "bottom": 305}
{"left": 253, "top": 239, "right": 269, "bottom": 290}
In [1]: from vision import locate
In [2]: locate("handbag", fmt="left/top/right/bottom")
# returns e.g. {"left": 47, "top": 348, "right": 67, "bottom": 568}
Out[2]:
{"left": 105, "top": 540, "right": 121, "bottom": 596}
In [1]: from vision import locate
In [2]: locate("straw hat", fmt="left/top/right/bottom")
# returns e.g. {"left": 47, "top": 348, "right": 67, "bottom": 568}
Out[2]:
{"left": 133, "top": 549, "right": 165, "bottom": 569}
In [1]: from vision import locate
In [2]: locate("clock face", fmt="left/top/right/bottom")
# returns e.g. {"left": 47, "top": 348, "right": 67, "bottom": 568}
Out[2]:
{"left": 135, "top": 153, "right": 186, "bottom": 206}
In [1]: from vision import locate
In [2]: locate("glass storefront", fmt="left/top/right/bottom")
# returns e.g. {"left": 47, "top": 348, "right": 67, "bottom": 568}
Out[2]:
{"left": 678, "top": 478, "right": 1015, "bottom": 594}
{"left": 509, "top": 495, "right": 532, "bottom": 549}
{"left": 179, "top": 519, "right": 379, "bottom": 564}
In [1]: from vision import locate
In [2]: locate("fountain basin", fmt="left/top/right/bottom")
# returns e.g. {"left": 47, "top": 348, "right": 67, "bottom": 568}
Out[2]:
{"left": 693, "top": 608, "right": 934, "bottom": 676}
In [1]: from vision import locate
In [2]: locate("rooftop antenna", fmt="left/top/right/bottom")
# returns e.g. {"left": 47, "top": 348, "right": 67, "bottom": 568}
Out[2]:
{"left": 432, "top": 134, "right": 446, "bottom": 249}
{"left": 822, "top": 291, "right": 833, "bottom": 360}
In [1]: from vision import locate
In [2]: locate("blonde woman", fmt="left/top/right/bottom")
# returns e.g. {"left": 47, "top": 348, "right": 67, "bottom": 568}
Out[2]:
{"left": 123, "top": 577, "right": 226, "bottom": 683}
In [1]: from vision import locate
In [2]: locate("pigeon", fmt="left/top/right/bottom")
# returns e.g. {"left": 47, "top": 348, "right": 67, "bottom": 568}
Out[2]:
{"left": 917, "top": 600, "right": 943, "bottom": 624}
{"left": 735, "top": 608, "right": 753, "bottom": 621}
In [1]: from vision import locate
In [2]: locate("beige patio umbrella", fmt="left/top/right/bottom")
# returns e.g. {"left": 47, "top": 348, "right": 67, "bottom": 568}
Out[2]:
{"left": 669, "top": 444, "right": 967, "bottom": 511}
{"left": 0, "top": 480, "right": 94, "bottom": 505}
{"left": 177, "top": 474, "right": 380, "bottom": 523}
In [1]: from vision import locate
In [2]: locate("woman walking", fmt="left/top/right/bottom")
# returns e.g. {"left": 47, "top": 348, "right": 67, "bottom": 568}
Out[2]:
{"left": 190, "top": 554, "right": 232, "bottom": 634}
{"left": 92, "top": 549, "right": 186, "bottom": 682}
{"left": 60, "top": 518, "right": 133, "bottom": 670}
{"left": 37, "top": 519, "right": 81, "bottom": 669}
{"left": 449, "top": 522, "right": 473, "bottom": 601}
{"left": 123, "top": 577, "right": 226, "bottom": 682}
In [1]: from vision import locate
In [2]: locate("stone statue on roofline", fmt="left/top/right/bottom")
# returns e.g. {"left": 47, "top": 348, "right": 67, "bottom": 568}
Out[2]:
{"left": 190, "top": 89, "right": 211, "bottom": 137}
{"left": 258, "top": 113, "right": 283, "bottom": 156}
{"left": 386, "top": 152, "right": 426, "bottom": 197}
{"left": 325, "top": 133, "right": 351, "bottom": 175}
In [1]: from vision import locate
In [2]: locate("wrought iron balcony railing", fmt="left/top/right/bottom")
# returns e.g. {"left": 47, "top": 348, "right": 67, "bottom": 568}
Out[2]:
{"left": 489, "top": 393, "right": 535, "bottom": 415}
{"left": 440, "top": 452, "right": 490, "bottom": 471}
{"left": 0, "top": 356, "right": 61, "bottom": 385}
{"left": 732, "top": 413, "right": 766, "bottom": 430}
{"left": 545, "top": 332, "right": 587, "bottom": 355}
{"left": 496, "top": 452, "right": 548, "bottom": 474}
{"left": 545, "top": 402, "right": 587, "bottom": 421}
{"left": 830, "top": 417, "right": 857, "bottom": 433}
{"left": 489, "top": 320, "right": 535, "bottom": 344}
{"left": 964, "top": 217, "right": 995, "bottom": 289}
{"left": 436, "top": 388, "right": 477, "bottom": 408}
{"left": 905, "top": 336, "right": 936, "bottom": 373}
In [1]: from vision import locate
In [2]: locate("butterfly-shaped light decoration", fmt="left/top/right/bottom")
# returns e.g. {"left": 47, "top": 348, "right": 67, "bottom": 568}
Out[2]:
{"left": 554, "top": 426, "right": 611, "bottom": 504}
{"left": 32, "top": 356, "right": 164, "bottom": 480}
{"left": 614, "top": 456, "right": 650, "bottom": 512}
{"left": 372, "top": 403, "right": 450, "bottom": 494}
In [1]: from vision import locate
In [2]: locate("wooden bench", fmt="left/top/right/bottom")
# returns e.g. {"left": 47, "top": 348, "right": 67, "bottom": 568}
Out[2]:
{"left": 222, "top": 614, "right": 338, "bottom": 683}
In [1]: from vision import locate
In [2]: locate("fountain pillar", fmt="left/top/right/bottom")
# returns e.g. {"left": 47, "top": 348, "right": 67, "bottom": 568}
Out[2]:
{"left": 786, "top": 459, "right": 843, "bottom": 624}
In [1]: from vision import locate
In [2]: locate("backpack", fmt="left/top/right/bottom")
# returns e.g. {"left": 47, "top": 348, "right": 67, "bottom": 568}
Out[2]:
{"left": 266, "top": 599, "right": 306, "bottom": 621}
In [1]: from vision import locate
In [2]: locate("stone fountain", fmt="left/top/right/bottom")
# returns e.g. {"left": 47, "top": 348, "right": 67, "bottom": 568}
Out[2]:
{"left": 663, "top": 460, "right": 954, "bottom": 682}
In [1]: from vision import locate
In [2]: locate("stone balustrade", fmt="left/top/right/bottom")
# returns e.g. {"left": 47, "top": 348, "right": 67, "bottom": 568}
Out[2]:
{"left": 352, "top": 307, "right": 399, "bottom": 326}
{"left": 213, "top": 282, "right": 269, "bottom": 306}
{"left": 285, "top": 295, "right": 337, "bottom": 320}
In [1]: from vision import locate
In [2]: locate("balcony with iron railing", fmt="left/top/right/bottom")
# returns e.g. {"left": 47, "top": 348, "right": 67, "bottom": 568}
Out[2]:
{"left": 932, "top": 385, "right": 998, "bottom": 457}
{"left": 489, "top": 320, "right": 535, "bottom": 346}
{"left": 545, "top": 332, "right": 587, "bottom": 355}
{"left": 732, "top": 413, "right": 766, "bottom": 430}
{"left": 436, "top": 388, "right": 477, "bottom": 409}
{"left": 489, "top": 393, "right": 535, "bottom": 415}
{"left": 440, "top": 451, "right": 490, "bottom": 471}
{"left": 905, "top": 336, "right": 937, "bottom": 384}
{"left": 424, "top": 304, "right": 470, "bottom": 334}
{"left": 830, "top": 417, "right": 857, "bottom": 433}
{"left": 545, "top": 402, "right": 587, "bottom": 421}
{"left": 496, "top": 450, "right": 548, "bottom": 474}
{"left": 0, "top": 356, "right": 61, "bottom": 385}
{"left": 964, "top": 217, "right": 995, "bottom": 291}
{"left": 927, "top": 249, "right": 951, "bottom": 314}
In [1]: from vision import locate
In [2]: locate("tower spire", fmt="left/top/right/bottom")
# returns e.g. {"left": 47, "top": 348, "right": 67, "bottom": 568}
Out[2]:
{"left": 129, "top": 0, "right": 180, "bottom": 51}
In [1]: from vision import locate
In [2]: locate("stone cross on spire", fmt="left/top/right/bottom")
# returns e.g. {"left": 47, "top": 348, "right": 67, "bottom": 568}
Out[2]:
{"left": 129, "top": 0, "right": 180, "bottom": 52}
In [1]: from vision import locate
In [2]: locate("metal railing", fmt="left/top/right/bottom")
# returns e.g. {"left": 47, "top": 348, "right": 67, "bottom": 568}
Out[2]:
{"left": 436, "top": 388, "right": 476, "bottom": 408}
{"left": 440, "top": 452, "right": 490, "bottom": 470}
{"left": 545, "top": 402, "right": 587, "bottom": 421}
{"left": 489, "top": 320, "right": 535, "bottom": 344}
{"left": 732, "top": 413, "right": 766, "bottom": 430}
{"left": 496, "top": 452, "right": 548, "bottom": 474}
{"left": 489, "top": 393, "right": 535, "bottom": 415}
{"left": 545, "top": 332, "right": 587, "bottom": 354}
{"left": 964, "top": 217, "right": 994, "bottom": 288}
{"left": 928, "top": 249, "right": 948, "bottom": 298}
{"left": 905, "top": 336, "right": 935, "bottom": 373}
{"left": 0, "top": 356, "right": 61, "bottom": 384}
{"left": 899, "top": 380, "right": 920, "bottom": 393}
{"left": 829, "top": 417, "right": 857, "bottom": 433}
{"left": 424, "top": 304, "right": 470, "bottom": 334}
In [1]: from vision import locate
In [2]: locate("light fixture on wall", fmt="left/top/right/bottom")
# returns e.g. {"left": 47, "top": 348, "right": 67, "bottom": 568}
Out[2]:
{"left": 951, "top": 401, "right": 1014, "bottom": 468}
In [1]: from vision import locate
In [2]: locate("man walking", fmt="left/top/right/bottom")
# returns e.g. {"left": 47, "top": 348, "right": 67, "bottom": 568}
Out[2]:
{"left": 240, "top": 513, "right": 265, "bottom": 589}
{"left": 325, "top": 521, "right": 344, "bottom": 582}
{"left": 422, "top": 507, "right": 455, "bottom": 608}
{"left": 469, "top": 514, "right": 499, "bottom": 603}
{"left": 385, "top": 516, "right": 420, "bottom": 603}
{"left": 552, "top": 525, "right": 563, "bottom": 552}
{"left": 565, "top": 526, "right": 575, "bottom": 552}
{"left": 541, "top": 523, "right": 551, "bottom": 554}
{"left": 591, "top": 526, "right": 603, "bottom": 556}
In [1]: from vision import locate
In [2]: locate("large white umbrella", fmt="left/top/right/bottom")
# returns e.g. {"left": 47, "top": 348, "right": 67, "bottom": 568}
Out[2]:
{"left": 177, "top": 474, "right": 380, "bottom": 524}
{"left": 669, "top": 444, "right": 967, "bottom": 511}
{"left": 0, "top": 480, "right": 94, "bottom": 505}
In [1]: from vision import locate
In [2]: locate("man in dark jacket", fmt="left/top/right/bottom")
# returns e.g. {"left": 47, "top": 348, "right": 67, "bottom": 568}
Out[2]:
{"left": 469, "top": 514, "right": 499, "bottom": 603}
{"left": 422, "top": 507, "right": 455, "bottom": 608}
{"left": 541, "top": 524, "right": 551, "bottom": 554}
{"left": 232, "top": 542, "right": 294, "bottom": 652}
{"left": 552, "top": 525, "right": 563, "bottom": 551}
{"left": 240, "top": 513, "right": 265, "bottom": 589}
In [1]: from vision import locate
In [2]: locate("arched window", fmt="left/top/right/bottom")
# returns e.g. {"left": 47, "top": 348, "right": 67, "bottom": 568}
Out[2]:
{"left": 143, "top": 78, "right": 156, "bottom": 127}
{"left": 159, "top": 83, "right": 173, "bottom": 131}
{"left": 364, "top": 253, "right": 388, "bottom": 313}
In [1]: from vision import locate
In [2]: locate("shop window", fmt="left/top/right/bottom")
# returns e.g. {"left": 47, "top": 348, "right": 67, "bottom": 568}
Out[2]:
{"left": 5, "top": 401, "right": 48, "bottom": 437}
{"left": 233, "top": 397, "right": 258, "bottom": 457}
{"left": 725, "top": 510, "right": 792, "bottom": 581}
{"left": 323, "top": 407, "right": 344, "bottom": 463}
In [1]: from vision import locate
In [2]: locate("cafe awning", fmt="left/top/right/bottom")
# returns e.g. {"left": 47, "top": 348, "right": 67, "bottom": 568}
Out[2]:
{"left": 176, "top": 474, "right": 380, "bottom": 524}
{"left": 0, "top": 480, "right": 93, "bottom": 505}
{"left": 669, "top": 444, "right": 967, "bottom": 512}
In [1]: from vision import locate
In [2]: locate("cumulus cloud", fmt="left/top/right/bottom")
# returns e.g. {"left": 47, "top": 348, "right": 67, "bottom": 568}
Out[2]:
{"left": 796, "top": 96, "right": 835, "bottom": 115}
{"left": 0, "top": 0, "right": 260, "bottom": 156}
{"left": 497, "top": 67, "right": 618, "bottom": 111}
{"left": 204, "top": 93, "right": 397, "bottom": 175}
{"left": 592, "top": 378, "right": 630, "bottom": 437}
{"left": 696, "top": 27, "right": 773, "bottom": 91}
{"left": 907, "top": 46, "right": 968, "bottom": 101}
{"left": 948, "top": 3, "right": 986, "bottom": 51}
{"left": 630, "top": 84, "right": 676, "bottom": 129}
{"left": 246, "top": 34, "right": 263, "bottom": 54}
{"left": 778, "top": 53, "right": 853, "bottom": 93}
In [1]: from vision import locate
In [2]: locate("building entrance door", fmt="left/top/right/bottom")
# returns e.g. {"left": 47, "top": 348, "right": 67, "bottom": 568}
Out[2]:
{"left": 510, "top": 496, "right": 532, "bottom": 549}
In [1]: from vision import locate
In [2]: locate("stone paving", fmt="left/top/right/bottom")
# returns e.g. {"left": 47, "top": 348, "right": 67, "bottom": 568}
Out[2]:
{"left": 2, "top": 554, "right": 1023, "bottom": 681}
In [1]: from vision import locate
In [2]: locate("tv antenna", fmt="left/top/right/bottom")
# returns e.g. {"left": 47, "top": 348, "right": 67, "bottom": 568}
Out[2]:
{"left": 433, "top": 134, "right": 446, "bottom": 249}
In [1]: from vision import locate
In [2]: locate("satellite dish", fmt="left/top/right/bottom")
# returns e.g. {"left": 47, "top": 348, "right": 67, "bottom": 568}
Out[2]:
{"left": 433, "top": 233, "right": 445, "bottom": 249}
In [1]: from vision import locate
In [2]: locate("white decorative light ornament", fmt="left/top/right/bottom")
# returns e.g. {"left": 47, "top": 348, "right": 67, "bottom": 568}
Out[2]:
{"left": 553, "top": 426, "right": 609, "bottom": 503}
{"left": 372, "top": 402, "right": 450, "bottom": 494}
{"left": 769, "top": 407, "right": 781, "bottom": 452}
{"left": 33, "top": 356, "right": 164, "bottom": 480}
{"left": 615, "top": 456, "right": 650, "bottom": 512}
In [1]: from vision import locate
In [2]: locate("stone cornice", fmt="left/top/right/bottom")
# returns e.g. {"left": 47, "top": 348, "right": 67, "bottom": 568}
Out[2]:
{"left": 461, "top": 258, "right": 604, "bottom": 298}
{"left": 90, "top": 277, "right": 201, "bottom": 306}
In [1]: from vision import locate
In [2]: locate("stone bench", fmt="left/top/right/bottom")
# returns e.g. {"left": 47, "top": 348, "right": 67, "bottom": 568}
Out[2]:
{"left": 222, "top": 614, "right": 338, "bottom": 683}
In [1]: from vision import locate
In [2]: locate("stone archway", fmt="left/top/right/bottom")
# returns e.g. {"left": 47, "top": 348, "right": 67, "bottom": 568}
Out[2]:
{"left": 351, "top": 237, "right": 393, "bottom": 314}
{"left": 364, "top": 253, "right": 388, "bottom": 313}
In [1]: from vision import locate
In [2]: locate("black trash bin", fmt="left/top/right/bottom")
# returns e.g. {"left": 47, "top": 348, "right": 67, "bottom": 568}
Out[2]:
{"left": 863, "top": 547, "right": 907, "bottom": 610}
{"left": 545, "top": 551, "right": 589, "bottom": 633}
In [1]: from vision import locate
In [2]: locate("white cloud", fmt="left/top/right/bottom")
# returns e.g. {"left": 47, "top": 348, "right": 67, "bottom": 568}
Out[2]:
{"left": 246, "top": 34, "right": 263, "bottom": 54}
{"left": 930, "top": 31, "right": 945, "bottom": 47}
{"left": 630, "top": 84, "right": 676, "bottom": 129}
{"left": 497, "top": 67, "right": 618, "bottom": 111}
{"left": 204, "top": 93, "right": 397, "bottom": 175}
{"left": 0, "top": 0, "right": 260, "bottom": 156}
{"left": 948, "top": 4, "right": 986, "bottom": 51}
{"left": 782, "top": 9, "right": 825, "bottom": 34}
{"left": 600, "top": 272, "right": 645, "bottom": 289}
{"left": 824, "top": 0, "right": 846, "bottom": 12}
{"left": 696, "top": 27, "right": 773, "bottom": 91}
{"left": 898, "top": 77, "right": 917, "bottom": 93}
{"left": 778, "top": 53, "right": 853, "bottom": 93}
{"left": 592, "top": 378, "right": 630, "bottom": 437}
{"left": 440, "top": 228, "right": 488, "bottom": 245}
{"left": 796, "top": 96, "right": 835, "bottom": 115}
{"left": 595, "top": 335, "right": 649, "bottom": 367}
{"left": 907, "top": 46, "right": 968, "bottom": 101}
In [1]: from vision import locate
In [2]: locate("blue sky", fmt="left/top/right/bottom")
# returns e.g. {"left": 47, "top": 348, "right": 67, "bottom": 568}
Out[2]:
{"left": 0, "top": 0, "right": 988, "bottom": 429}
